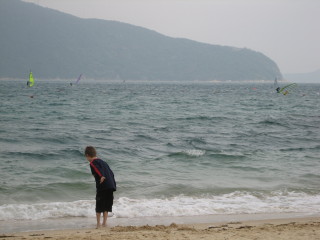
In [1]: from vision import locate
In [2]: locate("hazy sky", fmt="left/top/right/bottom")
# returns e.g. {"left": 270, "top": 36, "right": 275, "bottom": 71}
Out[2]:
{"left": 24, "top": 0, "right": 320, "bottom": 74}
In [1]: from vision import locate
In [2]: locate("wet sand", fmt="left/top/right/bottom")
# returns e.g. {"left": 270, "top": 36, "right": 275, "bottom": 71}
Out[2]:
{"left": 2, "top": 216, "right": 320, "bottom": 240}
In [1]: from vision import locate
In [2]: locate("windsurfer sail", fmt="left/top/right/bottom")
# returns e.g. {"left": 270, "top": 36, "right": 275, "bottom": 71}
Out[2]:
{"left": 75, "top": 74, "right": 82, "bottom": 84}
{"left": 278, "top": 83, "right": 297, "bottom": 95}
{"left": 70, "top": 74, "right": 82, "bottom": 86}
{"left": 27, "top": 71, "right": 35, "bottom": 87}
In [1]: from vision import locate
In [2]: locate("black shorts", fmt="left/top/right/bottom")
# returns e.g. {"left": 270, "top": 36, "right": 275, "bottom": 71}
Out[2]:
{"left": 96, "top": 190, "right": 114, "bottom": 213}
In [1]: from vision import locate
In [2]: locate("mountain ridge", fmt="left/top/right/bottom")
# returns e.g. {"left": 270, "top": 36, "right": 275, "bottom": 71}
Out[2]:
{"left": 0, "top": 0, "right": 283, "bottom": 81}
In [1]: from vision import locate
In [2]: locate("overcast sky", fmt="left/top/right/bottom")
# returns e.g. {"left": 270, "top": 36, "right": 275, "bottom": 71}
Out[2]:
{"left": 24, "top": 0, "right": 320, "bottom": 74}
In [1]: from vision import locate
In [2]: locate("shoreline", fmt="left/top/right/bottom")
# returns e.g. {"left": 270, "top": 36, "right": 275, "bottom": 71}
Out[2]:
{"left": 2, "top": 215, "right": 320, "bottom": 240}
{"left": 1, "top": 212, "right": 319, "bottom": 234}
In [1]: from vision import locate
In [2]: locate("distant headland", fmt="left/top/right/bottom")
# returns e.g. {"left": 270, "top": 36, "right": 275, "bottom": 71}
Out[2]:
{"left": 0, "top": 0, "right": 283, "bottom": 81}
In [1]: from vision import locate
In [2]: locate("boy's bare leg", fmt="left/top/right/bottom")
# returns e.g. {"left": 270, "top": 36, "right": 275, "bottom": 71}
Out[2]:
{"left": 96, "top": 212, "right": 101, "bottom": 228}
{"left": 102, "top": 211, "right": 108, "bottom": 227}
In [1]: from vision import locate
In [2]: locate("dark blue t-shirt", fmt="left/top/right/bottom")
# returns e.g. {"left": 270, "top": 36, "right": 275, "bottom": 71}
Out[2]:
{"left": 90, "top": 158, "right": 116, "bottom": 192}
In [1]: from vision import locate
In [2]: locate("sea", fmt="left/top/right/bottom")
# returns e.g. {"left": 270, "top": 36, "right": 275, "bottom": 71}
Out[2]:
{"left": 0, "top": 80, "right": 319, "bottom": 232}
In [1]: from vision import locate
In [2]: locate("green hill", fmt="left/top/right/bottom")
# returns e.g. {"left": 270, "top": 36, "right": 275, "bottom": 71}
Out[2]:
{"left": 0, "top": 0, "right": 283, "bottom": 81}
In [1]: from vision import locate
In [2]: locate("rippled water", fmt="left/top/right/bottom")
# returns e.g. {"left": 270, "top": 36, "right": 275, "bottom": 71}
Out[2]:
{"left": 0, "top": 80, "right": 319, "bottom": 220}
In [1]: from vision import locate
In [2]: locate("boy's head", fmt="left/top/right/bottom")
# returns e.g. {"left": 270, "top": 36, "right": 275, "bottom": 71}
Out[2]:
{"left": 85, "top": 146, "right": 97, "bottom": 161}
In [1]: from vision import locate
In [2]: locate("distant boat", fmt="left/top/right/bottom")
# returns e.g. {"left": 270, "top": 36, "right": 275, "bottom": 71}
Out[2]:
{"left": 27, "top": 71, "right": 35, "bottom": 87}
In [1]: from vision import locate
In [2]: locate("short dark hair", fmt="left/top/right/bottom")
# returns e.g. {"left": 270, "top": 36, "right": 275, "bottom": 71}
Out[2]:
{"left": 85, "top": 146, "right": 97, "bottom": 157}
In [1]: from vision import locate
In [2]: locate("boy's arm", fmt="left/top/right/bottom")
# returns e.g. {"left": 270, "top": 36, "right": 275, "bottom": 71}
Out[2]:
{"left": 90, "top": 161, "right": 106, "bottom": 183}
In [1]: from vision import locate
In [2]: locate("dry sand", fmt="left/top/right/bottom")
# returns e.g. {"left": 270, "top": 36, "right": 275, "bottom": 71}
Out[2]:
{"left": 2, "top": 217, "right": 319, "bottom": 240}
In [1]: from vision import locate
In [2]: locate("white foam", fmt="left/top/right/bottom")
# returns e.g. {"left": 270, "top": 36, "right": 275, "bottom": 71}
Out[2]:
{"left": 0, "top": 200, "right": 95, "bottom": 221}
{"left": 183, "top": 149, "right": 206, "bottom": 157}
{"left": 114, "top": 191, "right": 320, "bottom": 218}
{"left": 1, "top": 191, "right": 319, "bottom": 221}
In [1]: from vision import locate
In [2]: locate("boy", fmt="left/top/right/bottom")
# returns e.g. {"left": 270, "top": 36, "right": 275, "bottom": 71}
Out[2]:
{"left": 85, "top": 146, "right": 116, "bottom": 228}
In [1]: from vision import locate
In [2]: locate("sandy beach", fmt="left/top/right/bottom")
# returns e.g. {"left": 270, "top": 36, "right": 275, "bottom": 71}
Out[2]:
{"left": 2, "top": 216, "right": 319, "bottom": 240}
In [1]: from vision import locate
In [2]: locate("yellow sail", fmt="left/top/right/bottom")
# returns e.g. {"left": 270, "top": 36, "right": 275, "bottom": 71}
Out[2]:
{"left": 28, "top": 71, "right": 34, "bottom": 87}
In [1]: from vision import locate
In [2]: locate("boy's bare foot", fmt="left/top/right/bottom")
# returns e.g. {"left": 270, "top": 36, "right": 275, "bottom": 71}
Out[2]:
{"left": 102, "top": 224, "right": 107, "bottom": 228}
{"left": 96, "top": 224, "right": 101, "bottom": 229}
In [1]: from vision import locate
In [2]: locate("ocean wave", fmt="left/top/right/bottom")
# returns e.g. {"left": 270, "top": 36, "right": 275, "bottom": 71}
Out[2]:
{"left": 0, "top": 200, "right": 94, "bottom": 221}
{"left": 279, "top": 145, "right": 320, "bottom": 152}
{"left": 115, "top": 191, "right": 320, "bottom": 218}
{"left": 183, "top": 149, "right": 206, "bottom": 157}
{"left": 1, "top": 191, "right": 319, "bottom": 221}
{"left": 168, "top": 149, "right": 206, "bottom": 158}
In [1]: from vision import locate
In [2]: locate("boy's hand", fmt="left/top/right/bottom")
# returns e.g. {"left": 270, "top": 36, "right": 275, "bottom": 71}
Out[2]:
{"left": 100, "top": 176, "right": 106, "bottom": 183}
